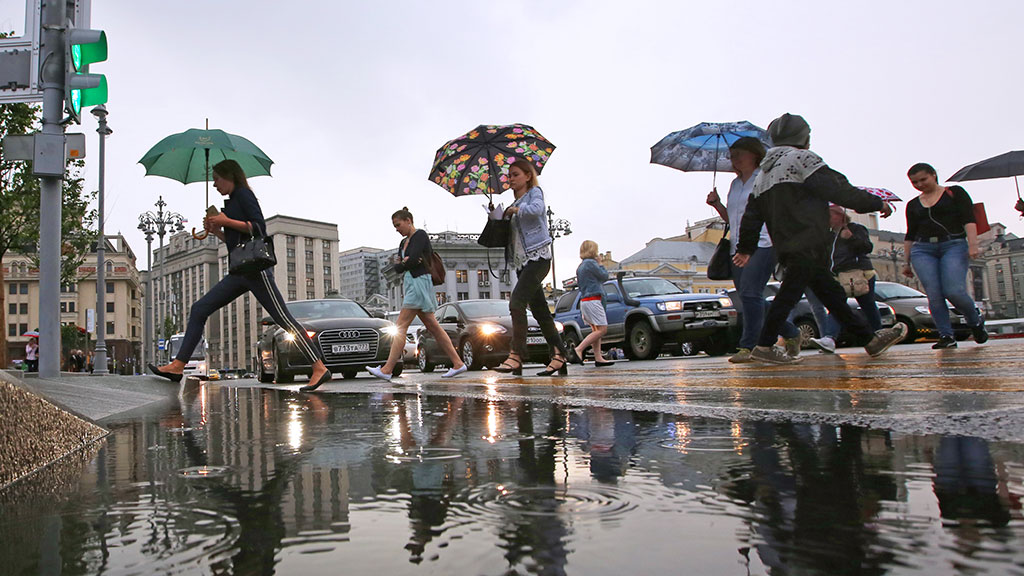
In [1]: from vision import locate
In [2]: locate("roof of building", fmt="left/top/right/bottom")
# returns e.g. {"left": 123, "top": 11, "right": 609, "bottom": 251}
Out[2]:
{"left": 620, "top": 240, "right": 717, "bottom": 265}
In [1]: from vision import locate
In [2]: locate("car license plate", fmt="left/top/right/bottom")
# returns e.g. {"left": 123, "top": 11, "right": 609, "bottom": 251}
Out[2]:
{"left": 332, "top": 343, "right": 369, "bottom": 354}
{"left": 526, "top": 336, "right": 546, "bottom": 345}
{"left": 694, "top": 310, "right": 719, "bottom": 318}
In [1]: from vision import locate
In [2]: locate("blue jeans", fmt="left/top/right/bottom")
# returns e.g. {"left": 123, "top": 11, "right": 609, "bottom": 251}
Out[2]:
{"left": 732, "top": 247, "right": 798, "bottom": 350}
{"left": 910, "top": 239, "right": 981, "bottom": 337}
{"left": 812, "top": 277, "right": 883, "bottom": 339}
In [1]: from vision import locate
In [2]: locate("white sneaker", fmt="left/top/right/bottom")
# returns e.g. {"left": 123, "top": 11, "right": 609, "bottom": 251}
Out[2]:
{"left": 442, "top": 365, "right": 468, "bottom": 378}
{"left": 809, "top": 337, "right": 836, "bottom": 354}
{"left": 366, "top": 365, "right": 392, "bottom": 381}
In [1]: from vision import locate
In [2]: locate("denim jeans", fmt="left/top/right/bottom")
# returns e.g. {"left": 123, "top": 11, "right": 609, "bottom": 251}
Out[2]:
{"left": 910, "top": 239, "right": 981, "bottom": 337}
{"left": 813, "top": 277, "right": 883, "bottom": 339}
{"left": 732, "top": 246, "right": 798, "bottom": 350}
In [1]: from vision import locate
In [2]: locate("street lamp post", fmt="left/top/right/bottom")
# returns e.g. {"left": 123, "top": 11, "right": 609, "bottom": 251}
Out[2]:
{"left": 883, "top": 239, "right": 905, "bottom": 285}
{"left": 91, "top": 105, "right": 112, "bottom": 375}
{"left": 546, "top": 206, "right": 572, "bottom": 291}
{"left": 138, "top": 228, "right": 153, "bottom": 371}
{"left": 138, "top": 196, "right": 185, "bottom": 365}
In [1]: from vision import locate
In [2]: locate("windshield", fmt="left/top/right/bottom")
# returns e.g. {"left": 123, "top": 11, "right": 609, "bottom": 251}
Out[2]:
{"left": 621, "top": 278, "right": 684, "bottom": 297}
{"left": 874, "top": 283, "right": 926, "bottom": 299}
{"left": 168, "top": 334, "right": 205, "bottom": 360}
{"left": 459, "top": 301, "right": 513, "bottom": 318}
{"left": 287, "top": 300, "right": 369, "bottom": 320}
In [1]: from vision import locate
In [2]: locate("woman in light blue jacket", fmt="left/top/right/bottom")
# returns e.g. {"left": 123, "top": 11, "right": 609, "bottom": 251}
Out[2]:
{"left": 493, "top": 159, "right": 570, "bottom": 376}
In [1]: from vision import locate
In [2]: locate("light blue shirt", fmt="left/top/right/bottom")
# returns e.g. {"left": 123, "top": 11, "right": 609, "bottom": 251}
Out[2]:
{"left": 726, "top": 169, "right": 772, "bottom": 253}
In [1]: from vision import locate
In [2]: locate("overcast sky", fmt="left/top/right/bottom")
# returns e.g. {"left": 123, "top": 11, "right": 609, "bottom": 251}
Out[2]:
{"left": 3, "top": 0, "right": 1023, "bottom": 283}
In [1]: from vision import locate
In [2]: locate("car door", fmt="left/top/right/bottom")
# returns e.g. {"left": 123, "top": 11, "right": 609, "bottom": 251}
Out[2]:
{"left": 602, "top": 283, "right": 628, "bottom": 341}
{"left": 441, "top": 304, "right": 463, "bottom": 348}
{"left": 423, "top": 305, "right": 448, "bottom": 358}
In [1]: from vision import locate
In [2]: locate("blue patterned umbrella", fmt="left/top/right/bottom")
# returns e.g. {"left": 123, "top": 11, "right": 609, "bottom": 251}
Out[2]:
{"left": 650, "top": 121, "right": 772, "bottom": 187}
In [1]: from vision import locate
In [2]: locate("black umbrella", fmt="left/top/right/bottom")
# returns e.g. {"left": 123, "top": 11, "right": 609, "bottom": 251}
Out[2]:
{"left": 949, "top": 150, "right": 1024, "bottom": 205}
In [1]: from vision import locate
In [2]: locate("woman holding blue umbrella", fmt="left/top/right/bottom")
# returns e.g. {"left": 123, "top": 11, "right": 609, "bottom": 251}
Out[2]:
{"left": 148, "top": 160, "right": 332, "bottom": 391}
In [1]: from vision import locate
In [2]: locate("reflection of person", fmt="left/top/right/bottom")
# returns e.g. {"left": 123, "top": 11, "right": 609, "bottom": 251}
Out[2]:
{"left": 933, "top": 436, "right": 1010, "bottom": 527}
{"left": 567, "top": 240, "right": 612, "bottom": 366}
{"left": 706, "top": 137, "right": 802, "bottom": 363}
{"left": 809, "top": 206, "right": 883, "bottom": 352}
{"left": 149, "top": 159, "right": 331, "bottom": 391}
{"left": 25, "top": 337, "right": 38, "bottom": 372}
{"left": 368, "top": 208, "right": 466, "bottom": 380}
{"left": 734, "top": 113, "right": 907, "bottom": 364}
{"left": 902, "top": 163, "right": 987, "bottom": 349}
{"left": 493, "top": 159, "right": 569, "bottom": 377}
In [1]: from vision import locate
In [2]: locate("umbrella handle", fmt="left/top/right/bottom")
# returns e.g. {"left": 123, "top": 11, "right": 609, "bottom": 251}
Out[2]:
{"left": 192, "top": 227, "right": 209, "bottom": 240}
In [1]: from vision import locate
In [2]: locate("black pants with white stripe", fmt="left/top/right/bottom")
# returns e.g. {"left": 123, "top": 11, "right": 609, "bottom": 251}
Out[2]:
{"left": 174, "top": 269, "right": 323, "bottom": 366}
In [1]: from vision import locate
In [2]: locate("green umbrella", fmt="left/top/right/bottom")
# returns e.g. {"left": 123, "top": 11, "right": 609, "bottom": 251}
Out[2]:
{"left": 138, "top": 124, "right": 274, "bottom": 238}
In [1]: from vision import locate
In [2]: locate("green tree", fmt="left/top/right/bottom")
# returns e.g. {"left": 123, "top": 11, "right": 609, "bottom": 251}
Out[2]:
{"left": 0, "top": 99, "right": 98, "bottom": 368}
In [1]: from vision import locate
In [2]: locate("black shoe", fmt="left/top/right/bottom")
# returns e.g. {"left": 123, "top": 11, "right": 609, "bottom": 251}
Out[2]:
{"left": 594, "top": 360, "right": 615, "bottom": 367}
{"left": 493, "top": 355, "right": 523, "bottom": 376}
{"left": 148, "top": 363, "right": 183, "bottom": 383}
{"left": 567, "top": 348, "right": 584, "bottom": 365}
{"left": 537, "top": 354, "right": 568, "bottom": 376}
{"left": 299, "top": 370, "right": 332, "bottom": 392}
{"left": 971, "top": 322, "right": 989, "bottom": 344}
{"left": 932, "top": 335, "right": 957, "bottom": 349}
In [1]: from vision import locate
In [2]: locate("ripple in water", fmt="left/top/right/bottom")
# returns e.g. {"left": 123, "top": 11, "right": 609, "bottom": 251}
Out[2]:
{"left": 387, "top": 447, "right": 462, "bottom": 463}
{"left": 659, "top": 435, "right": 751, "bottom": 453}
{"left": 456, "top": 483, "right": 637, "bottom": 524}
{"left": 179, "top": 465, "right": 230, "bottom": 479}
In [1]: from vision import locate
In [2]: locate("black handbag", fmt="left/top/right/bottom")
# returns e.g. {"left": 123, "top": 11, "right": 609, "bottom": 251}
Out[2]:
{"left": 229, "top": 223, "right": 277, "bottom": 275}
{"left": 478, "top": 218, "right": 510, "bottom": 248}
{"left": 707, "top": 225, "right": 732, "bottom": 281}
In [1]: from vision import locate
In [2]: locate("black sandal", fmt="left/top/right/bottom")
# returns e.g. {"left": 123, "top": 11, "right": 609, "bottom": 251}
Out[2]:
{"left": 493, "top": 354, "right": 523, "bottom": 376}
{"left": 567, "top": 348, "right": 584, "bottom": 365}
{"left": 537, "top": 353, "right": 568, "bottom": 376}
{"left": 299, "top": 370, "right": 333, "bottom": 392}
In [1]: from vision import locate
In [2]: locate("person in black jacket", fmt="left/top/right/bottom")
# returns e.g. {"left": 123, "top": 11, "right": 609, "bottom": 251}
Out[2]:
{"left": 148, "top": 159, "right": 332, "bottom": 391}
{"left": 734, "top": 114, "right": 907, "bottom": 364}
{"left": 367, "top": 208, "right": 466, "bottom": 380}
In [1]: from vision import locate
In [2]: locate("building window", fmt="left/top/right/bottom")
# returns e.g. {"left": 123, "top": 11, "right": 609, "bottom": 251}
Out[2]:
{"left": 132, "top": 326, "right": 137, "bottom": 338}
{"left": 480, "top": 291, "right": 490, "bottom": 299}
{"left": 323, "top": 266, "right": 331, "bottom": 276}
{"left": 20, "top": 283, "right": 28, "bottom": 294}
{"left": 60, "top": 302, "right": 67, "bottom": 313}
{"left": 306, "top": 264, "right": 314, "bottom": 274}
{"left": 305, "top": 237, "right": 314, "bottom": 248}
{"left": 324, "top": 280, "right": 332, "bottom": 292}
{"left": 456, "top": 270, "right": 468, "bottom": 283}
{"left": 287, "top": 248, "right": 295, "bottom": 258}
{"left": 19, "top": 303, "right": 28, "bottom": 314}
{"left": 8, "top": 284, "right": 16, "bottom": 295}
{"left": 288, "top": 276, "right": 297, "bottom": 287}
{"left": 131, "top": 289, "right": 136, "bottom": 299}
{"left": 69, "top": 301, "right": 75, "bottom": 313}
{"left": 106, "top": 302, "right": 114, "bottom": 313}
{"left": 457, "top": 292, "right": 469, "bottom": 301}
{"left": 286, "top": 235, "right": 295, "bottom": 245}
{"left": 306, "top": 278, "right": 314, "bottom": 288}
{"left": 19, "top": 323, "right": 27, "bottom": 335}
{"left": 501, "top": 291, "right": 511, "bottom": 300}
{"left": 500, "top": 271, "right": 510, "bottom": 284}
{"left": 287, "top": 262, "right": 296, "bottom": 273}
{"left": 106, "top": 281, "right": 114, "bottom": 294}
{"left": 8, "top": 303, "right": 16, "bottom": 315}
{"left": 306, "top": 291, "right": 316, "bottom": 300}
{"left": 323, "top": 253, "right": 331, "bottom": 263}
{"left": 477, "top": 270, "right": 488, "bottom": 282}
{"left": 288, "top": 290, "right": 297, "bottom": 300}
{"left": 105, "top": 261, "right": 113, "bottom": 273}
{"left": 322, "top": 240, "right": 331, "bottom": 252}
{"left": 106, "top": 322, "right": 115, "bottom": 335}
{"left": 8, "top": 324, "right": 15, "bottom": 337}
{"left": 305, "top": 251, "right": 314, "bottom": 261}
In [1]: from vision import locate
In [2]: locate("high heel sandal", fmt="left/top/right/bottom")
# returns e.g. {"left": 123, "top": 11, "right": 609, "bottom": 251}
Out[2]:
{"left": 537, "top": 353, "right": 568, "bottom": 377}
{"left": 494, "top": 354, "right": 523, "bottom": 376}
{"left": 567, "top": 348, "right": 584, "bottom": 365}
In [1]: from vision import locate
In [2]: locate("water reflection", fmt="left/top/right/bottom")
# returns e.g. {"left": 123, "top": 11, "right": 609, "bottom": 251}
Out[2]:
{"left": 0, "top": 386, "right": 1022, "bottom": 575}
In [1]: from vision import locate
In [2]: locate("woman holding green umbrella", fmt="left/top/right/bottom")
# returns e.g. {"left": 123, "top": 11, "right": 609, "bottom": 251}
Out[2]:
{"left": 149, "top": 159, "right": 332, "bottom": 391}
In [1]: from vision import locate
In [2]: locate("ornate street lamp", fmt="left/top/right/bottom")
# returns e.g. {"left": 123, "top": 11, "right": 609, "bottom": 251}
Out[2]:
{"left": 882, "top": 239, "right": 906, "bottom": 285}
{"left": 546, "top": 206, "right": 572, "bottom": 291}
{"left": 138, "top": 196, "right": 185, "bottom": 364}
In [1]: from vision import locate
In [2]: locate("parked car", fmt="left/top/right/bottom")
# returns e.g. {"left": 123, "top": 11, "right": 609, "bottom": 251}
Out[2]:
{"left": 726, "top": 283, "right": 897, "bottom": 348}
{"left": 256, "top": 298, "right": 402, "bottom": 383}
{"left": 416, "top": 299, "right": 562, "bottom": 372}
{"left": 386, "top": 311, "right": 424, "bottom": 363}
{"left": 872, "top": 281, "right": 976, "bottom": 342}
{"left": 554, "top": 274, "right": 737, "bottom": 360}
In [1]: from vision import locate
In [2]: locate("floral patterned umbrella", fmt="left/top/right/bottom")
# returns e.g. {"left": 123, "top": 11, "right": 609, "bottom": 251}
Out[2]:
{"left": 429, "top": 124, "right": 556, "bottom": 200}
{"left": 857, "top": 187, "right": 902, "bottom": 202}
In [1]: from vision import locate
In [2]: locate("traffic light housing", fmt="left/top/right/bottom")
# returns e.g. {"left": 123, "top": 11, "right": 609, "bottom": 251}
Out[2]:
{"left": 65, "top": 28, "right": 107, "bottom": 123}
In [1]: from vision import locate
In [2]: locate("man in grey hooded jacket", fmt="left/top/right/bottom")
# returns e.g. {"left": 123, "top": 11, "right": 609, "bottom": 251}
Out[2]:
{"left": 733, "top": 113, "right": 907, "bottom": 364}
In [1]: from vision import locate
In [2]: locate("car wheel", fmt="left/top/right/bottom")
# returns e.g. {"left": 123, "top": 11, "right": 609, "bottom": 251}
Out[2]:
{"left": 274, "top": 348, "right": 294, "bottom": 384}
{"left": 257, "top": 349, "right": 274, "bottom": 383}
{"left": 341, "top": 369, "right": 358, "bottom": 380}
{"left": 702, "top": 335, "right": 730, "bottom": 357}
{"left": 895, "top": 316, "right": 917, "bottom": 343}
{"left": 679, "top": 342, "right": 698, "bottom": 356}
{"left": 562, "top": 330, "right": 581, "bottom": 359}
{"left": 418, "top": 347, "right": 435, "bottom": 373}
{"left": 626, "top": 320, "right": 662, "bottom": 361}
{"left": 796, "top": 319, "right": 818, "bottom": 346}
{"left": 461, "top": 339, "right": 481, "bottom": 371}
{"left": 393, "top": 363, "right": 404, "bottom": 377}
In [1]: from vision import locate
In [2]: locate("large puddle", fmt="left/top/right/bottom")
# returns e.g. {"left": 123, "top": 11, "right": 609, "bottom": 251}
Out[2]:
{"left": 2, "top": 383, "right": 1023, "bottom": 575}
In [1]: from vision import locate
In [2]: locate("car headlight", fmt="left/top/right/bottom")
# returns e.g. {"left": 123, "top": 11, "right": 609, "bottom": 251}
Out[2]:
{"left": 479, "top": 323, "right": 506, "bottom": 336}
{"left": 380, "top": 325, "right": 399, "bottom": 336}
{"left": 656, "top": 301, "right": 683, "bottom": 312}
{"left": 914, "top": 306, "right": 930, "bottom": 315}
{"left": 718, "top": 297, "right": 732, "bottom": 308}
{"left": 554, "top": 321, "right": 564, "bottom": 333}
{"left": 283, "top": 332, "right": 295, "bottom": 342}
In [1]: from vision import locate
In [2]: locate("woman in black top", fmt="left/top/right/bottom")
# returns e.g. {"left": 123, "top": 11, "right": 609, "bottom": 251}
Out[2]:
{"left": 367, "top": 208, "right": 466, "bottom": 380}
{"left": 902, "top": 162, "right": 987, "bottom": 348}
{"left": 149, "top": 159, "right": 332, "bottom": 391}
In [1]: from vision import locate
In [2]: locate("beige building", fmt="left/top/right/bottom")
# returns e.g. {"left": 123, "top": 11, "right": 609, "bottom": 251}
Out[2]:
{"left": 3, "top": 235, "right": 143, "bottom": 372}
{"left": 151, "top": 230, "right": 222, "bottom": 363}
